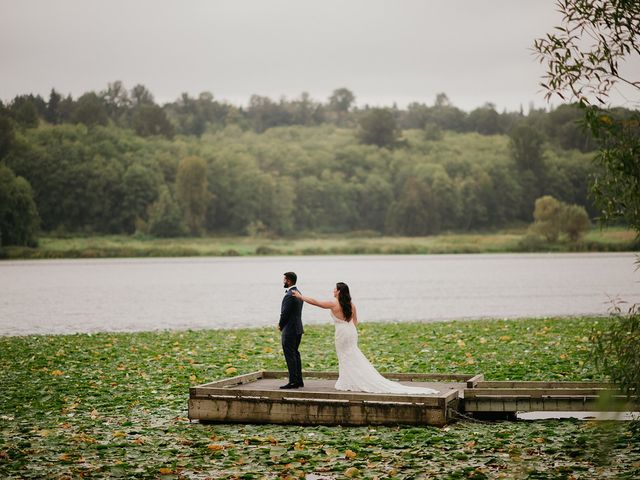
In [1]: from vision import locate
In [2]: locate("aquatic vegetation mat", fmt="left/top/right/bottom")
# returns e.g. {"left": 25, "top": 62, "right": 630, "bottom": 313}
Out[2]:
{"left": 1, "top": 317, "right": 638, "bottom": 478}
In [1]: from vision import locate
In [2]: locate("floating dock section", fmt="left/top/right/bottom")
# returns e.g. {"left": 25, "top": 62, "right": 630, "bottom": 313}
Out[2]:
{"left": 463, "top": 380, "right": 636, "bottom": 419}
{"left": 189, "top": 371, "right": 635, "bottom": 426}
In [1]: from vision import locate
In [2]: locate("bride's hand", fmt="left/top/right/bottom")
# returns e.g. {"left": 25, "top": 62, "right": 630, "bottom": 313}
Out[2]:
{"left": 292, "top": 290, "right": 302, "bottom": 299}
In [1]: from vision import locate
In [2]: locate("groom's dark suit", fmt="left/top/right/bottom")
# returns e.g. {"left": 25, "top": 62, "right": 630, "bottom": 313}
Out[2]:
{"left": 279, "top": 286, "right": 304, "bottom": 386}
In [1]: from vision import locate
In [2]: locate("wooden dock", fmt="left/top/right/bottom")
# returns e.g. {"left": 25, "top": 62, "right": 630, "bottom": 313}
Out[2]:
{"left": 188, "top": 371, "right": 636, "bottom": 426}
{"left": 189, "top": 370, "right": 482, "bottom": 427}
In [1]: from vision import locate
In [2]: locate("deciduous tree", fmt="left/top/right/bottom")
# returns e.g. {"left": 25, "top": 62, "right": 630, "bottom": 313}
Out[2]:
{"left": 8, "top": 95, "right": 41, "bottom": 128}
{"left": 328, "top": 88, "right": 355, "bottom": 113}
{"left": 0, "top": 164, "right": 39, "bottom": 246}
{"left": 73, "top": 92, "right": 108, "bottom": 127}
{"left": 132, "top": 104, "right": 175, "bottom": 139}
{"left": 357, "top": 108, "right": 401, "bottom": 148}
{"left": 122, "top": 164, "right": 160, "bottom": 233}
{"left": 176, "top": 156, "right": 211, "bottom": 235}
{"left": 147, "top": 186, "right": 185, "bottom": 237}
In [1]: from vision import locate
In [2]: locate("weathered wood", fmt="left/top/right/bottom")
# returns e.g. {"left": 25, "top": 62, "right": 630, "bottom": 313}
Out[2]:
{"left": 262, "top": 370, "right": 478, "bottom": 382}
{"left": 262, "top": 370, "right": 338, "bottom": 380}
{"left": 189, "top": 370, "right": 461, "bottom": 426}
{"left": 475, "top": 381, "right": 617, "bottom": 389}
{"left": 466, "top": 374, "right": 485, "bottom": 388}
{"left": 463, "top": 396, "right": 636, "bottom": 412}
{"left": 464, "top": 388, "right": 623, "bottom": 398}
{"left": 189, "top": 371, "right": 638, "bottom": 425}
{"left": 191, "top": 371, "right": 264, "bottom": 390}
{"left": 462, "top": 379, "right": 638, "bottom": 413}
{"left": 188, "top": 395, "right": 452, "bottom": 427}
{"left": 194, "top": 386, "right": 447, "bottom": 407}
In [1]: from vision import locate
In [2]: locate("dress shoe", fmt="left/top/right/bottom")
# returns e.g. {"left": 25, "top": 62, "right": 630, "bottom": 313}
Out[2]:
{"left": 279, "top": 383, "right": 299, "bottom": 389}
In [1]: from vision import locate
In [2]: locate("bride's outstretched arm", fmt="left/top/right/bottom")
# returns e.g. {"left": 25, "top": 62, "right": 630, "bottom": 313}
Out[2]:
{"left": 292, "top": 291, "right": 336, "bottom": 309}
{"left": 352, "top": 303, "right": 358, "bottom": 326}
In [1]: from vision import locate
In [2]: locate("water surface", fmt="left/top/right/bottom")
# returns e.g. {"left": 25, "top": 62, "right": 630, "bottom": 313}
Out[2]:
{"left": 1, "top": 253, "right": 638, "bottom": 336}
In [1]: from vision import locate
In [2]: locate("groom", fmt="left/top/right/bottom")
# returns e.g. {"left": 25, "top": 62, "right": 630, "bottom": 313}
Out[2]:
{"left": 279, "top": 272, "right": 304, "bottom": 389}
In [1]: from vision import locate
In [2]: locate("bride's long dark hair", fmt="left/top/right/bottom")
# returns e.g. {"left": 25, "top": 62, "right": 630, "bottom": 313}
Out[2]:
{"left": 336, "top": 282, "right": 352, "bottom": 321}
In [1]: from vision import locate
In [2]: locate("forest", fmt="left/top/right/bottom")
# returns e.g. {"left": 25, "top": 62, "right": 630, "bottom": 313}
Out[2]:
{"left": 1, "top": 82, "right": 632, "bottom": 246}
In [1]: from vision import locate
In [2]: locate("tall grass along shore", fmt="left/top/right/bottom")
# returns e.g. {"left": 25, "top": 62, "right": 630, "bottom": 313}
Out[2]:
{"left": 1, "top": 227, "right": 636, "bottom": 260}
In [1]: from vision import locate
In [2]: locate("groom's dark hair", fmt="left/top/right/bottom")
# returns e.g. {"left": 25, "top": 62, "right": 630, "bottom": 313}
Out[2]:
{"left": 284, "top": 272, "right": 297, "bottom": 284}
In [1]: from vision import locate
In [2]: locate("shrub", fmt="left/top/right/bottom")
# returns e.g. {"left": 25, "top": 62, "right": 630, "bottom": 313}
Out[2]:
{"left": 532, "top": 195, "right": 563, "bottom": 241}
{"left": 562, "top": 204, "right": 591, "bottom": 242}
{"left": 530, "top": 195, "right": 591, "bottom": 243}
{"left": 592, "top": 302, "right": 640, "bottom": 400}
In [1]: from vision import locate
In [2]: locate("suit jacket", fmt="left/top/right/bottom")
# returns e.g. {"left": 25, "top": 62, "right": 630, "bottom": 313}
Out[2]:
{"left": 279, "top": 286, "right": 304, "bottom": 335}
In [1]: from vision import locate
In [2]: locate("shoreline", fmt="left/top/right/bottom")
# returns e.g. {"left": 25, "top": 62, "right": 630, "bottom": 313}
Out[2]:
{"left": 0, "top": 314, "right": 612, "bottom": 338}
{"left": 1, "top": 228, "right": 637, "bottom": 260}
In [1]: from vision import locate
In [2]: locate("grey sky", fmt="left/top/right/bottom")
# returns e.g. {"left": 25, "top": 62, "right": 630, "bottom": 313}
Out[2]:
{"left": 1, "top": 0, "right": 637, "bottom": 112}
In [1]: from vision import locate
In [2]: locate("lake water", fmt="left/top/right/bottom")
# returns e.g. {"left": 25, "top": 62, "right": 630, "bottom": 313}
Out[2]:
{"left": 1, "top": 253, "right": 639, "bottom": 336}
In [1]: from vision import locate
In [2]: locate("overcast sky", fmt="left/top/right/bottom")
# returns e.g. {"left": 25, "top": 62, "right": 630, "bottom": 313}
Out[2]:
{"left": 1, "top": 0, "right": 638, "bottom": 112}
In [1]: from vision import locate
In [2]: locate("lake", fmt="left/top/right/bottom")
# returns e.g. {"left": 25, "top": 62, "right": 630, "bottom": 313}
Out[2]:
{"left": 1, "top": 253, "right": 639, "bottom": 336}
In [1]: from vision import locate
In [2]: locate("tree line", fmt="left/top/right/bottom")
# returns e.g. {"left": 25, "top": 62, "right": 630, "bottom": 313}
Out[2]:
{"left": 1, "top": 84, "right": 627, "bottom": 246}
{"left": 1, "top": 83, "right": 604, "bottom": 149}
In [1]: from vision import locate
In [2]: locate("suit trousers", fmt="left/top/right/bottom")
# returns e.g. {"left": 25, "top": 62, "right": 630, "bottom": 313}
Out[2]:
{"left": 281, "top": 332, "right": 303, "bottom": 385}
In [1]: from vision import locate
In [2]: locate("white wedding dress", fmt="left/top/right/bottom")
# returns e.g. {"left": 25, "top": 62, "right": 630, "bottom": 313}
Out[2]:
{"left": 331, "top": 311, "right": 439, "bottom": 395}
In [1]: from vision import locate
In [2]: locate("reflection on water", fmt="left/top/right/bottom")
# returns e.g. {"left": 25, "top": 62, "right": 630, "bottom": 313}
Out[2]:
{"left": 1, "top": 253, "right": 638, "bottom": 336}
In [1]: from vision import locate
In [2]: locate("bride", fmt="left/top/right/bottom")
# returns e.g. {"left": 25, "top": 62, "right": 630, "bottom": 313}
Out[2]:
{"left": 292, "top": 282, "right": 438, "bottom": 395}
